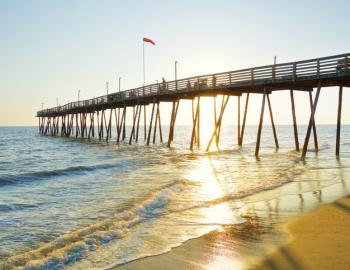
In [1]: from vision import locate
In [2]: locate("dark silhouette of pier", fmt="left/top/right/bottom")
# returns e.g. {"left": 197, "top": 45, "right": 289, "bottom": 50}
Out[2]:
{"left": 37, "top": 53, "right": 350, "bottom": 159}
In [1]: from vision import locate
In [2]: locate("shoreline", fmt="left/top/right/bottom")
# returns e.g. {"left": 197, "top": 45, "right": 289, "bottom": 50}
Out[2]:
{"left": 250, "top": 195, "right": 350, "bottom": 270}
{"left": 116, "top": 186, "right": 350, "bottom": 270}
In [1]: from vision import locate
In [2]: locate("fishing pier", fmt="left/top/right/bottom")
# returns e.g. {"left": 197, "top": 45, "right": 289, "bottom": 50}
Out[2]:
{"left": 37, "top": 53, "right": 350, "bottom": 160}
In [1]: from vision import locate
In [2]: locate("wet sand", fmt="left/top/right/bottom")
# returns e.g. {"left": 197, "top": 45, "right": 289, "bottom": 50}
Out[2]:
{"left": 251, "top": 195, "right": 350, "bottom": 270}
{"left": 116, "top": 194, "right": 350, "bottom": 270}
{"left": 116, "top": 216, "right": 278, "bottom": 270}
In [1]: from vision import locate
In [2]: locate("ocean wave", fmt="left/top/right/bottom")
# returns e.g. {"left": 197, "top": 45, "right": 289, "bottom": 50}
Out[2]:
{"left": 162, "top": 163, "right": 307, "bottom": 216}
{"left": 0, "top": 180, "right": 188, "bottom": 270}
{"left": 0, "top": 164, "right": 117, "bottom": 186}
{"left": 0, "top": 203, "right": 38, "bottom": 213}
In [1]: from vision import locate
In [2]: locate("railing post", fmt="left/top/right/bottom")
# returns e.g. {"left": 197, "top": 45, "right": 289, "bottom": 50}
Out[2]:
{"left": 272, "top": 65, "right": 276, "bottom": 82}
{"left": 317, "top": 59, "right": 320, "bottom": 79}
{"left": 251, "top": 69, "right": 254, "bottom": 85}
{"left": 293, "top": 63, "right": 297, "bottom": 82}
{"left": 229, "top": 73, "right": 232, "bottom": 85}
{"left": 197, "top": 77, "right": 200, "bottom": 90}
{"left": 345, "top": 55, "right": 349, "bottom": 73}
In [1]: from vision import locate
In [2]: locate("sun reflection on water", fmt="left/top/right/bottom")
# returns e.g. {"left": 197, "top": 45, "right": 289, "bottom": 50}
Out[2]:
{"left": 184, "top": 157, "right": 243, "bottom": 226}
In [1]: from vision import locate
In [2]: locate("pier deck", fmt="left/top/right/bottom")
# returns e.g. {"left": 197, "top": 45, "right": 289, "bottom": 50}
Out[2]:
{"left": 37, "top": 53, "right": 350, "bottom": 159}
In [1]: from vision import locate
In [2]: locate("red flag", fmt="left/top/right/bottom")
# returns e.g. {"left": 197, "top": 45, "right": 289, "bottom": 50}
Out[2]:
{"left": 143, "top": 37, "right": 155, "bottom": 45}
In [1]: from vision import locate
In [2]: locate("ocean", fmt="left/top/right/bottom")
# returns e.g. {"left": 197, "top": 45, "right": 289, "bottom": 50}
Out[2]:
{"left": 1, "top": 125, "right": 350, "bottom": 269}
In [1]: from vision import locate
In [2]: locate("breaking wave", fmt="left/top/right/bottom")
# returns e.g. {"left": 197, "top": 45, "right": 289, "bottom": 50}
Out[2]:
{"left": 0, "top": 163, "right": 117, "bottom": 186}
{"left": 0, "top": 180, "right": 188, "bottom": 270}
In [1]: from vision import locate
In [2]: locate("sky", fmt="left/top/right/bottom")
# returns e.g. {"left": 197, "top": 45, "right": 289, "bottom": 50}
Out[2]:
{"left": 0, "top": 0, "right": 349, "bottom": 126}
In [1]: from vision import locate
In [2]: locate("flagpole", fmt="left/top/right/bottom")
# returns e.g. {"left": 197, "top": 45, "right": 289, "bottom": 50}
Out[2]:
{"left": 143, "top": 41, "right": 145, "bottom": 85}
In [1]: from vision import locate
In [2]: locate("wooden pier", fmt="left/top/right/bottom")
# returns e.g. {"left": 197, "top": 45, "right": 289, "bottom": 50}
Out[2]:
{"left": 37, "top": 53, "right": 350, "bottom": 159}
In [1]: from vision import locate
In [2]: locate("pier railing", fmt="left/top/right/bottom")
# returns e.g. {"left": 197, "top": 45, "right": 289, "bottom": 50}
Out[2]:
{"left": 37, "top": 53, "right": 349, "bottom": 116}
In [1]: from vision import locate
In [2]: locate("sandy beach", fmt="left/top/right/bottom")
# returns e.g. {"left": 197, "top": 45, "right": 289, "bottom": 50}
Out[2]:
{"left": 251, "top": 195, "right": 350, "bottom": 270}
{"left": 117, "top": 192, "right": 350, "bottom": 270}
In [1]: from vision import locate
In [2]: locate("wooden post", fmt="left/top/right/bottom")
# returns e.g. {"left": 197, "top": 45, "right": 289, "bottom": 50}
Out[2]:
{"left": 172, "top": 101, "right": 180, "bottom": 142}
{"left": 97, "top": 111, "right": 100, "bottom": 140}
{"left": 237, "top": 95, "right": 241, "bottom": 145}
{"left": 105, "top": 109, "right": 112, "bottom": 142}
{"left": 103, "top": 110, "right": 108, "bottom": 140}
{"left": 157, "top": 103, "right": 163, "bottom": 143}
{"left": 122, "top": 107, "right": 126, "bottom": 140}
{"left": 70, "top": 114, "right": 74, "bottom": 137}
{"left": 144, "top": 105, "right": 147, "bottom": 140}
{"left": 153, "top": 103, "right": 159, "bottom": 144}
{"left": 80, "top": 114, "right": 85, "bottom": 138}
{"left": 99, "top": 110, "right": 104, "bottom": 141}
{"left": 206, "top": 96, "right": 230, "bottom": 152}
{"left": 214, "top": 96, "right": 217, "bottom": 140}
{"left": 309, "top": 91, "right": 319, "bottom": 151}
{"left": 191, "top": 98, "right": 197, "bottom": 144}
{"left": 76, "top": 114, "right": 79, "bottom": 138}
{"left": 239, "top": 93, "right": 249, "bottom": 146}
{"left": 117, "top": 107, "right": 125, "bottom": 143}
{"left": 114, "top": 108, "right": 119, "bottom": 140}
{"left": 109, "top": 109, "right": 112, "bottom": 139}
{"left": 216, "top": 96, "right": 225, "bottom": 147}
{"left": 336, "top": 86, "right": 343, "bottom": 157}
{"left": 190, "top": 97, "right": 200, "bottom": 150}
{"left": 290, "top": 90, "right": 299, "bottom": 151}
{"left": 167, "top": 101, "right": 176, "bottom": 147}
{"left": 84, "top": 113, "right": 88, "bottom": 137}
{"left": 91, "top": 112, "right": 94, "bottom": 138}
{"left": 147, "top": 101, "right": 156, "bottom": 146}
{"left": 255, "top": 89, "right": 267, "bottom": 157}
{"left": 66, "top": 115, "right": 70, "bottom": 137}
{"left": 136, "top": 104, "right": 142, "bottom": 142}
{"left": 197, "top": 96, "right": 200, "bottom": 148}
{"left": 267, "top": 94, "right": 279, "bottom": 149}
{"left": 129, "top": 105, "right": 139, "bottom": 145}
{"left": 132, "top": 106, "right": 136, "bottom": 140}
{"left": 167, "top": 100, "right": 179, "bottom": 147}
{"left": 302, "top": 85, "right": 321, "bottom": 160}
{"left": 88, "top": 113, "right": 92, "bottom": 139}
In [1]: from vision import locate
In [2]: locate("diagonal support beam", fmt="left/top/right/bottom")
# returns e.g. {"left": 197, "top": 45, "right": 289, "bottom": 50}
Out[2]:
{"left": 267, "top": 94, "right": 279, "bottom": 149}
{"left": 206, "top": 95, "right": 230, "bottom": 152}
{"left": 302, "top": 85, "right": 322, "bottom": 160}
{"left": 290, "top": 90, "right": 299, "bottom": 151}
{"left": 255, "top": 89, "right": 267, "bottom": 157}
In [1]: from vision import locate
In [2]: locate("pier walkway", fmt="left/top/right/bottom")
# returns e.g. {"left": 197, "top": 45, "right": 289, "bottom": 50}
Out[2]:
{"left": 37, "top": 53, "right": 350, "bottom": 159}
